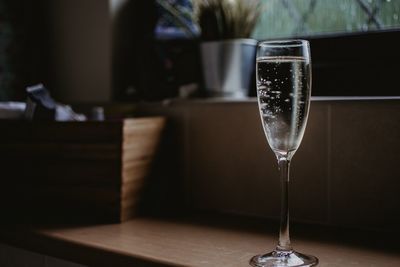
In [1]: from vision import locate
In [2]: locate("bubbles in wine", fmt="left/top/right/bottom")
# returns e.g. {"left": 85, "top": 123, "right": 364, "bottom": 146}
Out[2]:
{"left": 256, "top": 56, "right": 311, "bottom": 154}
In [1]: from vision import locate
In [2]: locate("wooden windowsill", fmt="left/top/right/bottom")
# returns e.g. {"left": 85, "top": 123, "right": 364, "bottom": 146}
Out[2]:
{"left": 0, "top": 215, "right": 399, "bottom": 267}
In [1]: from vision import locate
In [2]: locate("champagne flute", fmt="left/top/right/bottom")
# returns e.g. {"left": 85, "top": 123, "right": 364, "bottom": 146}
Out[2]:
{"left": 250, "top": 40, "right": 318, "bottom": 266}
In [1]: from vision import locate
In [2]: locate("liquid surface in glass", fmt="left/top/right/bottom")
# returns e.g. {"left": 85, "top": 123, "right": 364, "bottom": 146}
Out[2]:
{"left": 256, "top": 56, "right": 311, "bottom": 155}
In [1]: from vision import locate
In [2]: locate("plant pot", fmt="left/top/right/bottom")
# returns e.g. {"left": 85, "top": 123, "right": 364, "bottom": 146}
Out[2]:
{"left": 200, "top": 38, "right": 257, "bottom": 98}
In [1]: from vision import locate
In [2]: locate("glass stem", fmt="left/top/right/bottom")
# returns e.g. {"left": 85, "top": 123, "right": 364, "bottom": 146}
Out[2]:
{"left": 277, "top": 155, "right": 292, "bottom": 251}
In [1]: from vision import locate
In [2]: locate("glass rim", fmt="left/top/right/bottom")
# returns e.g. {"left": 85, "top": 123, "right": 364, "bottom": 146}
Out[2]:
{"left": 257, "top": 39, "right": 309, "bottom": 48}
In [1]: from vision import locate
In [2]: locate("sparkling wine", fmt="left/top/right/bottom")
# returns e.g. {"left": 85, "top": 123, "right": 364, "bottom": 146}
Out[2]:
{"left": 256, "top": 56, "right": 311, "bottom": 155}
{"left": 251, "top": 40, "right": 318, "bottom": 267}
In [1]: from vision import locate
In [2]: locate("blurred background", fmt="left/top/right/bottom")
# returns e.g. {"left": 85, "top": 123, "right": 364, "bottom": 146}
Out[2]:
{"left": 1, "top": 0, "right": 400, "bottom": 103}
{"left": 0, "top": 2, "right": 399, "bottom": 266}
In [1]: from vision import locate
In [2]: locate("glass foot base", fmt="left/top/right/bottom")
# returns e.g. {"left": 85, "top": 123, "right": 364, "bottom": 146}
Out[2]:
{"left": 250, "top": 250, "right": 318, "bottom": 267}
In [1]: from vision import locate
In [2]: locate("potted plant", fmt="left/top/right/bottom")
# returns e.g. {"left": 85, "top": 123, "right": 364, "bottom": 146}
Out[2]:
{"left": 193, "top": 0, "right": 262, "bottom": 98}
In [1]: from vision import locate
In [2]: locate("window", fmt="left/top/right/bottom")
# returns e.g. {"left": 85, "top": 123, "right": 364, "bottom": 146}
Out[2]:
{"left": 253, "top": 0, "right": 400, "bottom": 39}
{"left": 155, "top": 0, "right": 198, "bottom": 39}
{"left": 249, "top": 0, "right": 400, "bottom": 96}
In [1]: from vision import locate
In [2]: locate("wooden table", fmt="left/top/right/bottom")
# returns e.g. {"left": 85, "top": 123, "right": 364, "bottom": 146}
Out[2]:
{"left": 0, "top": 215, "right": 399, "bottom": 267}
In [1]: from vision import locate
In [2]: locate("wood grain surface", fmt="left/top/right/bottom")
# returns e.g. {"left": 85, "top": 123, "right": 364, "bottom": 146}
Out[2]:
{"left": 0, "top": 216, "right": 398, "bottom": 267}
{"left": 0, "top": 117, "right": 165, "bottom": 222}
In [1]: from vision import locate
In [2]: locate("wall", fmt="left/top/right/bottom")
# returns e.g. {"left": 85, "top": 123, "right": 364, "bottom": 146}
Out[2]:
{"left": 46, "top": 0, "right": 159, "bottom": 103}
{"left": 47, "top": 0, "right": 112, "bottom": 103}
{"left": 137, "top": 98, "right": 400, "bottom": 232}
{"left": 46, "top": 0, "right": 191, "bottom": 103}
